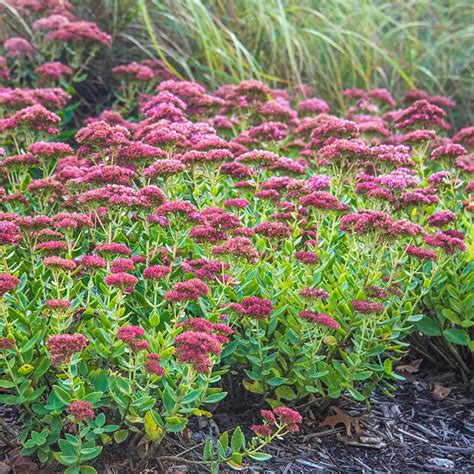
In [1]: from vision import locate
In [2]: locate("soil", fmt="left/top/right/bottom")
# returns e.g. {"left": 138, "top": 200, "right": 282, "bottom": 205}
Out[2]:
{"left": 1, "top": 362, "right": 472, "bottom": 473}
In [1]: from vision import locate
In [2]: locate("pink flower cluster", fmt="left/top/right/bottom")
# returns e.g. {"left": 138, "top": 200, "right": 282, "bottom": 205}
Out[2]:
{"left": 47, "top": 333, "right": 88, "bottom": 365}
{"left": 252, "top": 406, "right": 302, "bottom": 436}
{"left": 229, "top": 296, "right": 273, "bottom": 320}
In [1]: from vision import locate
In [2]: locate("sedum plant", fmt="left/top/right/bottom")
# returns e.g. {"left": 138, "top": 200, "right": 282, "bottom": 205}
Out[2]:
{"left": 0, "top": 31, "right": 472, "bottom": 470}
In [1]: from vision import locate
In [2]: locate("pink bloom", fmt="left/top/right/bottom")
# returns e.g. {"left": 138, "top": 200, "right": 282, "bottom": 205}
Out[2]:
{"left": 35, "top": 61, "right": 72, "bottom": 80}
{"left": 295, "top": 251, "right": 319, "bottom": 265}
{"left": 0, "top": 273, "right": 20, "bottom": 296}
{"left": 0, "top": 221, "right": 21, "bottom": 245}
{"left": 4, "top": 37, "right": 35, "bottom": 57}
{"left": 43, "top": 256, "right": 77, "bottom": 271}
{"left": 299, "top": 311, "right": 340, "bottom": 329}
{"left": 175, "top": 331, "right": 224, "bottom": 373}
{"left": 47, "top": 333, "right": 88, "bottom": 365}
{"left": 144, "top": 353, "right": 165, "bottom": 376}
{"left": 165, "top": 278, "right": 209, "bottom": 302}
{"left": 310, "top": 118, "right": 359, "bottom": 147}
{"left": 236, "top": 149, "right": 278, "bottom": 166}
{"left": 254, "top": 221, "right": 291, "bottom": 239}
{"left": 424, "top": 232, "right": 466, "bottom": 254}
{"left": 251, "top": 424, "right": 273, "bottom": 437}
{"left": 402, "top": 129, "right": 437, "bottom": 144}
{"left": 406, "top": 245, "right": 438, "bottom": 261}
{"left": 35, "top": 240, "right": 68, "bottom": 253}
{"left": 143, "top": 159, "right": 185, "bottom": 178}
{"left": 430, "top": 143, "right": 466, "bottom": 161}
{"left": 427, "top": 210, "right": 456, "bottom": 227}
{"left": 75, "top": 121, "right": 130, "bottom": 148}
{"left": 46, "top": 20, "right": 112, "bottom": 46}
{"left": 68, "top": 401, "right": 95, "bottom": 422}
{"left": 309, "top": 175, "right": 331, "bottom": 191}
{"left": 110, "top": 258, "right": 135, "bottom": 274}
{"left": 229, "top": 296, "right": 272, "bottom": 320}
{"left": 298, "top": 97, "right": 329, "bottom": 115}
{"left": 0, "top": 337, "right": 15, "bottom": 350}
{"left": 453, "top": 126, "right": 474, "bottom": 147}
{"left": 395, "top": 100, "right": 449, "bottom": 130}
{"left": 223, "top": 198, "right": 249, "bottom": 209}
{"left": 211, "top": 237, "right": 259, "bottom": 262}
{"left": 113, "top": 62, "right": 155, "bottom": 81}
{"left": 1, "top": 104, "right": 60, "bottom": 134}
{"left": 364, "top": 286, "right": 388, "bottom": 300}
{"left": 273, "top": 406, "right": 302, "bottom": 431}
{"left": 143, "top": 265, "right": 170, "bottom": 280}
{"left": 351, "top": 299, "right": 385, "bottom": 314}
{"left": 261, "top": 409, "right": 276, "bottom": 424}
{"left": 117, "top": 325, "right": 144, "bottom": 341}
{"left": 319, "top": 138, "right": 372, "bottom": 162}
{"left": 104, "top": 272, "right": 138, "bottom": 288}
{"left": 182, "top": 259, "right": 229, "bottom": 281}
{"left": 95, "top": 243, "right": 131, "bottom": 256}
{"left": 300, "top": 288, "right": 329, "bottom": 300}
{"left": 45, "top": 299, "right": 71, "bottom": 310}
{"left": 300, "top": 191, "right": 348, "bottom": 211}
{"left": 81, "top": 254, "right": 107, "bottom": 269}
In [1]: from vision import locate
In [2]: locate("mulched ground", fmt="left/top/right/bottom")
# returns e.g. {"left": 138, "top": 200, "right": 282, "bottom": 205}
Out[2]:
{"left": 1, "top": 363, "right": 472, "bottom": 473}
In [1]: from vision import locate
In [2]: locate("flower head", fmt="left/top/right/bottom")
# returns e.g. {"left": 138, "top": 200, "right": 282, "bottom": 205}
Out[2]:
{"left": 47, "top": 333, "right": 88, "bottom": 365}
{"left": 229, "top": 296, "right": 272, "bottom": 320}
{"left": 68, "top": 401, "right": 95, "bottom": 423}
{"left": 165, "top": 278, "right": 209, "bottom": 302}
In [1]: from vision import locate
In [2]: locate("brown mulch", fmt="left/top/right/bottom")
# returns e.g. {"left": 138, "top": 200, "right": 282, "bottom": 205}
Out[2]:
{"left": 1, "top": 364, "right": 473, "bottom": 473}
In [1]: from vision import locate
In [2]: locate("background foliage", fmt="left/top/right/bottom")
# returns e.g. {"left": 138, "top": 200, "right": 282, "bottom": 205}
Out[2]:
{"left": 2, "top": 0, "right": 473, "bottom": 127}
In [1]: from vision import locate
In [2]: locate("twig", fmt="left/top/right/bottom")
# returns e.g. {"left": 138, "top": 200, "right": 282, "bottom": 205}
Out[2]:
{"left": 407, "top": 421, "right": 441, "bottom": 439}
{"left": 433, "top": 445, "right": 473, "bottom": 454}
{"left": 0, "top": 431, "right": 16, "bottom": 448}
{"left": 0, "top": 416, "right": 18, "bottom": 438}
{"left": 156, "top": 456, "right": 212, "bottom": 465}
{"left": 396, "top": 428, "right": 429, "bottom": 443}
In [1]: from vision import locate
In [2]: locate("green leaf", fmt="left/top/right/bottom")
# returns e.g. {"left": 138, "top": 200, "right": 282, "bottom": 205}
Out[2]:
{"left": 266, "top": 377, "right": 288, "bottom": 387}
{"left": 248, "top": 452, "right": 272, "bottom": 461}
{"left": 165, "top": 416, "right": 187, "bottom": 432}
{"left": 21, "top": 330, "right": 44, "bottom": 353}
{"left": 217, "top": 431, "right": 229, "bottom": 458}
{"left": 95, "top": 413, "right": 105, "bottom": 428}
{"left": 203, "top": 440, "right": 214, "bottom": 461}
{"left": 64, "top": 465, "right": 80, "bottom": 474}
{"left": 274, "top": 385, "right": 297, "bottom": 401}
{"left": 0, "top": 380, "right": 15, "bottom": 389}
{"left": 181, "top": 389, "right": 201, "bottom": 404}
{"left": 203, "top": 392, "right": 227, "bottom": 404}
{"left": 79, "top": 446, "right": 102, "bottom": 462}
{"left": 231, "top": 426, "right": 245, "bottom": 452}
{"left": 416, "top": 316, "right": 442, "bottom": 336}
{"left": 443, "top": 328, "right": 470, "bottom": 345}
{"left": 144, "top": 411, "right": 162, "bottom": 441}
{"left": 79, "top": 466, "right": 98, "bottom": 474}
{"left": 353, "top": 370, "right": 373, "bottom": 381}
{"left": 149, "top": 312, "right": 160, "bottom": 327}
{"left": 162, "top": 386, "right": 176, "bottom": 413}
{"left": 59, "top": 439, "right": 77, "bottom": 457}
{"left": 53, "top": 385, "right": 72, "bottom": 405}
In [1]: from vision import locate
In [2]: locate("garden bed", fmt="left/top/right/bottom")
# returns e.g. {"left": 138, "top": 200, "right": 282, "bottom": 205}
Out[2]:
{"left": 2, "top": 362, "right": 472, "bottom": 472}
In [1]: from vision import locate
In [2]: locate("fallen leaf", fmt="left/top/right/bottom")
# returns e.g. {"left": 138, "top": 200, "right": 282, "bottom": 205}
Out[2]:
{"left": 319, "top": 406, "right": 361, "bottom": 438}
{"left": 432, "top": 383, "right": 452, "bottom": 401}
{"left": 396, "top": 359, "right": 422, "bottom": 374}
